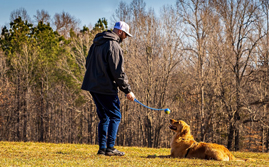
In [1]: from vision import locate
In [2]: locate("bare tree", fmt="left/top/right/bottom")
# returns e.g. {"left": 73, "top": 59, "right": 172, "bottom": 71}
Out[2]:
{"left": 176, "top": 0, "right": 217, "bottom": 142}
{"left": 53, "top": 11, "right": 80, "bottom": 38}
{"left": 246, "top": 0, "right": 269, "bottom": 152}
{"left": 112, "top": 1, "right": 132, "bottom": 25}
{"left": 10, "top": 8, "right": 31, "bottom": 23}
{"left": 34, "top": 10, "right": 50, "bottom": 24}
{"left": 212, "top": 0, "right": 265, "bottom": 151}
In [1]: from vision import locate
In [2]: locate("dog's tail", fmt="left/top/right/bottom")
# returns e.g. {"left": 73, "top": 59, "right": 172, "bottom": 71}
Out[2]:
{"left": 228, "top": 153, "right": 245, "bottom": 161}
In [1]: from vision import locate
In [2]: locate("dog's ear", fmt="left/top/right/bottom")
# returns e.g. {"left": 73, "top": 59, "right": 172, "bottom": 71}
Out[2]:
{"left": 181, "top": 125, "right": 190, "bottom": 135}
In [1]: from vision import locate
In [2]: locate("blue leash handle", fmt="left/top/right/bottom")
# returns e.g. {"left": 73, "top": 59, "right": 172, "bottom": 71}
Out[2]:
{"left": 134, "top": 98, "right": 166, "bottom": 111}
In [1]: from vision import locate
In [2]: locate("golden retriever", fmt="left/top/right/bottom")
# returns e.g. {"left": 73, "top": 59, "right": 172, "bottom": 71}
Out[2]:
{"left": 148, "top": 119, "right": 246, "bottom": 161}
{"left": 168, "top": 119, "right": 236, "bottom": 161}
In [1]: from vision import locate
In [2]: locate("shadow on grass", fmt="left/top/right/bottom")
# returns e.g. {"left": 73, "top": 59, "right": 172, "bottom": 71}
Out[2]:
{"left": 143, "top": 154, "right": 171, "bottom": 158}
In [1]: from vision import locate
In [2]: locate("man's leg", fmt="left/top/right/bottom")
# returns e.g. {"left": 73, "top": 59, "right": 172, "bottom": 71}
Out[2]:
{"left": 105, "top": 96, "right": 121, "bottom": 148}
{"left": 90, "top": 92, "right": 109, "bottom": 153}
{"left": 90, "top": 92, "right": 124, "bottom": 156}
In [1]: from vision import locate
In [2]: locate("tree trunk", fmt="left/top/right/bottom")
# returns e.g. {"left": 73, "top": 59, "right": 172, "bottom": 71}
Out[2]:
{"left": 88, "top": 107, "right": 92, "bottom": 144}
{"left": 22, "top": 105, "right": 27, "bottom": 142}
{"left": 146, "top": 114, "right": 153, "bottom": 148}
{"left": 16, "top": 74, "right": 21, "bottom": 141}
{"left": 227, "top": 122, "right": 234, "bottom": 150}
{"left": 38, "top": 83, "right": 44, "bottom": 142}
{"left": 234, "top": 126, "right": 240, "bottom": 151}
{"left": 265, "top": 128, "right": 269, "bottom": 152}
{"left": 261, "top": 126, "right": 265, "bottom": 152}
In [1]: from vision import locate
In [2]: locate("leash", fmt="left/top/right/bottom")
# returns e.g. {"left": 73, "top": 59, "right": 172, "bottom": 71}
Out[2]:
{"left": 134, "top": 99, "right": 166, "bottom": 111}
{"left": 134, "top": 98, "right": 170, "bottom": 114}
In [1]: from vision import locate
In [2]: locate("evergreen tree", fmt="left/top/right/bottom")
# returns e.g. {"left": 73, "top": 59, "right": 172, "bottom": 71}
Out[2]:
{"left": 0, "top": 17, "right": 34, "bottom": 141}
{"left": 93, "top": 18, "right": 108, "bottom": 32}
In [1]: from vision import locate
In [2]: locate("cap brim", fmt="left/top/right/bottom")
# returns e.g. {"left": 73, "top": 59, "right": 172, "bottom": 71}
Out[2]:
{"left": 125, "top": 31, "right": 132, "bottom": 37}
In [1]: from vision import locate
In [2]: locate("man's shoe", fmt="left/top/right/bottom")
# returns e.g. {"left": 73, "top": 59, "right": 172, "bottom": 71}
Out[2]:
{"left": 97, "top": 149, "right": 106, "bottom": 155}
{"left": 105, "top": 147, "right": 125, "bottom": 156}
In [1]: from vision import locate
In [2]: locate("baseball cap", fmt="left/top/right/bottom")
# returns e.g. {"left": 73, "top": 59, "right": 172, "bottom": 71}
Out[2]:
{"left": 114, "top": 21, "right": 133, "bottom": 37}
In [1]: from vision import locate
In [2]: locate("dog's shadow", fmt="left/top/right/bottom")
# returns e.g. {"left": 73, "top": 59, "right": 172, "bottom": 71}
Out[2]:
{"left": 141, "top": 155, "right": 171, "bottom": 158}
{"left": 145, "top": 155, "right": 157, "bottom": 158}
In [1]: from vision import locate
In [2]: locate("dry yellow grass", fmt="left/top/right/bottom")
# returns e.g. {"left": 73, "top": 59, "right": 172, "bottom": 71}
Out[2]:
{"left": 0, "top": 141, "right": 268, "bottom": 166}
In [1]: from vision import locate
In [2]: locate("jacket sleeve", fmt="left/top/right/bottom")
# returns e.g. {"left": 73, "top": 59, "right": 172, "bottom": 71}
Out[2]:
{"left": 108, "top": 42, "right": 131, "bottom": 94}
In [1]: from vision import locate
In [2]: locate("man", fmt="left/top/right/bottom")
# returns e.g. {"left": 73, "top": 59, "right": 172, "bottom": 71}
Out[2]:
{"left": 81, "top": 21, "right": 136, "bottom": 156}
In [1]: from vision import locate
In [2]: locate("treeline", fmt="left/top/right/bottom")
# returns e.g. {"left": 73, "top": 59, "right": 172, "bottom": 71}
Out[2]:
{"left": 0, "top": 0, "right": 269, "bottom": 152}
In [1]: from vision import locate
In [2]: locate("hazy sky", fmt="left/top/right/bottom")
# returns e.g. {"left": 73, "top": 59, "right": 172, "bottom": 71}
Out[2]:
{"left": 0, "top": 0, "right": 177, "bottom": 29}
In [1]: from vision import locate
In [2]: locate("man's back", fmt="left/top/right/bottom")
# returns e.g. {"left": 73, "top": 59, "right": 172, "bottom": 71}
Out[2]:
{"left": 81, "top": 30, "right": 131, "bottom": 95}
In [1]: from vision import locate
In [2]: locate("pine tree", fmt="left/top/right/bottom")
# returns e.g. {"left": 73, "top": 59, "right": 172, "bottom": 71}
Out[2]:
{"left": 93, "top": 18, "right": 108, "bottom": 32}
{"left": 0, "top": 16, "right": 34, "bottom": 141}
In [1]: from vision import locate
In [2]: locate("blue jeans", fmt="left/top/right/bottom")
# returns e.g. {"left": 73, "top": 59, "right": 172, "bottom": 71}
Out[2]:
{"left": 90, "top": 92, "right": 121, "bottom": 149}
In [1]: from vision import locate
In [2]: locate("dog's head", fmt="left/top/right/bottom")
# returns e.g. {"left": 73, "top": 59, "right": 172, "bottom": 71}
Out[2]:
{"left": 169, "top": 119, "right": 190, "bottom": 136}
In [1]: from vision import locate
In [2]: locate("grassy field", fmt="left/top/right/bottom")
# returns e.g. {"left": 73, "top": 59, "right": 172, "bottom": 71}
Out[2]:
{"left": 0, "top": 141, "right": 269, "bottom": 167}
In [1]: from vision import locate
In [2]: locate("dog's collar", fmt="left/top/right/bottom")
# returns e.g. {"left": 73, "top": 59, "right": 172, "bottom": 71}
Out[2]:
{"left": 179, "top": 137, "right": 192, "bottom": 141}
{"left": 184, "top": 141, "right": 197, "bottom": 158}
{"left": 185, "top": 148, "right": 191, "bottom": 158}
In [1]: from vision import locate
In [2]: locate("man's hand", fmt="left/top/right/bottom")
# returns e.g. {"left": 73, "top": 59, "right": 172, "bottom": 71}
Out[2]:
{"left": 126, "top": 92, "right": 135, "bottom": 101}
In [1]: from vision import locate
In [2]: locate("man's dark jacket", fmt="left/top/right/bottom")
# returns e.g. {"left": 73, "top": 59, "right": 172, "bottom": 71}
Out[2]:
{"left": 81, "top": 30, "right": 131, "bottom": 95}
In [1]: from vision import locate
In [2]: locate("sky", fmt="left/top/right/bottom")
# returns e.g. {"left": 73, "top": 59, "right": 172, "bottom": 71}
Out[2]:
{"left": 0, "top": 0, "right": 177, "bottom": 30}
